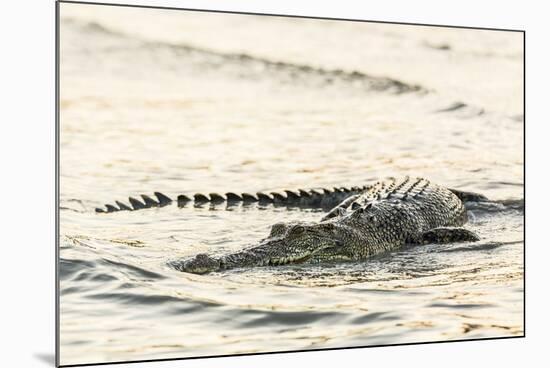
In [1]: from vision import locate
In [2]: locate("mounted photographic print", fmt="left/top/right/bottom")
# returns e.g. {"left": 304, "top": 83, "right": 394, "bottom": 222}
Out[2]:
{"left": 56, "top": 1, "right": 525, "bottom": 366}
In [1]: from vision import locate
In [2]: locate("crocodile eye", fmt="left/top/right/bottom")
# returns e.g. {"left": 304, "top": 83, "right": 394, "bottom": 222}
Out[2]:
{"left": 290, "top": 225, "right": 305, "bottom": 236}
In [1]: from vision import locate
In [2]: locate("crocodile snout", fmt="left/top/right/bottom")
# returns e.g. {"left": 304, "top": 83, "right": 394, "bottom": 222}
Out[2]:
{"left": 181, "top": 253, "right": 221, "bottom": 274}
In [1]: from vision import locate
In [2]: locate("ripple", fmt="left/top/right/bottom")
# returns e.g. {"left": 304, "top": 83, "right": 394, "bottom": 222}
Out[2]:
{"left": 240, "top": 310, "right": 346, "bottom": 328}
{"left": 101, "top": 259, "right": 166, "bottom": 280}
{"left": 350, "top": 312, "right": 399, "bottom": 325}
{"left": 428, "top": 302, "right": 495, "bottom": 309}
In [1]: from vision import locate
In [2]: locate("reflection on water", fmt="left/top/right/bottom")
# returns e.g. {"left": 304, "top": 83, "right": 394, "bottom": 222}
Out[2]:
{"left": 59, "top": 4, "right": 524, "bottom": 366}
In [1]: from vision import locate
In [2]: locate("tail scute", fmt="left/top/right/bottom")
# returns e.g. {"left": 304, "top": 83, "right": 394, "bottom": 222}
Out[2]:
{"left": 194, "top": 193, "right": 209, "bottom": 203}
{"left": 129, "top": 197, "right": 146, "bottom": 210}
{"left": 284, "top": 190, "right": 301, "bottom": 202}
{"left": 154, "top": 192, "right": 172, "bottom": 206}
{"left": 141, "top": 194, "right": 159, "bottom": 208}
{"left": 257, "top": 192, "right": 273, "bottom": 204}
{"left": 241, "top": 193, "right": 258, "bottom": 203}
{"left": 209, "top": 193, "right": 225, "bottom": 203}
{"left": 271, "top": 192, "right": 286, "bottom": 203}
{"left": 225, "top": 192, "right": 242, "bottom": 202}
{"left": 105, "top": 204, "right": 119, "bottom": 212}
{"left": 177, "top": 194, "right": 191, "bottom": 207}
{"left": 116, "top": 201, "right": 132, "bottom": 211}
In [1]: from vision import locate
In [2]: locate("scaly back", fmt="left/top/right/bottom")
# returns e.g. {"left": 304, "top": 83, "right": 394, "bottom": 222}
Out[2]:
{"left": 325, "top": 177, "right": 467, "bottom": 254}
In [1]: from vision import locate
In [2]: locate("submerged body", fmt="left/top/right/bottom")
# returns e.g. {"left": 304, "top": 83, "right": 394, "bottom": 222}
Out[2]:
{"left": 174, "top": 177, "right": 482, "bottom": 274}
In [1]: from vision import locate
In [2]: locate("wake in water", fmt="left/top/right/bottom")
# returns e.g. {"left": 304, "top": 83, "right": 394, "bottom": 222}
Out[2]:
{"left": 63, "top": 18, "right": 426, "bottom": 94}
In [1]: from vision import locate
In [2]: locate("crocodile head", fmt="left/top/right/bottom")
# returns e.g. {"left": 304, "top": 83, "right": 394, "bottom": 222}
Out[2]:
{"left": 178, "top": 221, "right": 345, "bottom": 274}
{"left": 256, "top": 221, "right": 344, "bottom": 265}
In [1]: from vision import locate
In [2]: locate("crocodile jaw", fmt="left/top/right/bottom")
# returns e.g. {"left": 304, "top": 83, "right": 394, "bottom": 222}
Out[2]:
{"left": 262, "top": 253, "right": 312, "bottom": 266}
{"left": 250, "top": 236, "right": 343, "bottom": 268}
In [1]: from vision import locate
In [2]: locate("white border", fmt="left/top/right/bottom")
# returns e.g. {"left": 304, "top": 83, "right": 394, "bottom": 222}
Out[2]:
{"left": 2, "top": 0, "right": 546, "bottom": 367}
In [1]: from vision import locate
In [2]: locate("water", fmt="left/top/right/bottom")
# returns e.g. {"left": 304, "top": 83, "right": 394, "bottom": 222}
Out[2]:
{"left": 58, "top": 4, "right": 524, "bottom": 366}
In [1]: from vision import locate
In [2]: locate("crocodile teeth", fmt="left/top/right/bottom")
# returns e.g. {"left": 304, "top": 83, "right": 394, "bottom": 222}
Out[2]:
{"left": 268, "top": 256, "right": 301, "bottom": 266}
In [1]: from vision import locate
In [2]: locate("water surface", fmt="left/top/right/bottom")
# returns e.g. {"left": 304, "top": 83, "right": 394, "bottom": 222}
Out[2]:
{"left": 59, "top": 4, "right": 524, "bottom": 366}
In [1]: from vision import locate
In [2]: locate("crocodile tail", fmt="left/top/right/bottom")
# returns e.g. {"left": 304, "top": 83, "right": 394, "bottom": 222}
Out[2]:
{"left": 94, "top": 185, "right": 366, "bottom": 213}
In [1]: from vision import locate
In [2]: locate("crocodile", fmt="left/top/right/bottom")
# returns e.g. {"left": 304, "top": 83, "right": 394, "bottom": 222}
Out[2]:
{"left": 164, "top": 177, "right": 486, "bottom": 274}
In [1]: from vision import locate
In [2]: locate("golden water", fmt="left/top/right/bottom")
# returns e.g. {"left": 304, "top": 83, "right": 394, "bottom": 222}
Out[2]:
{"left": 59, "top": 4, "right": 523, "bottom": 366}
